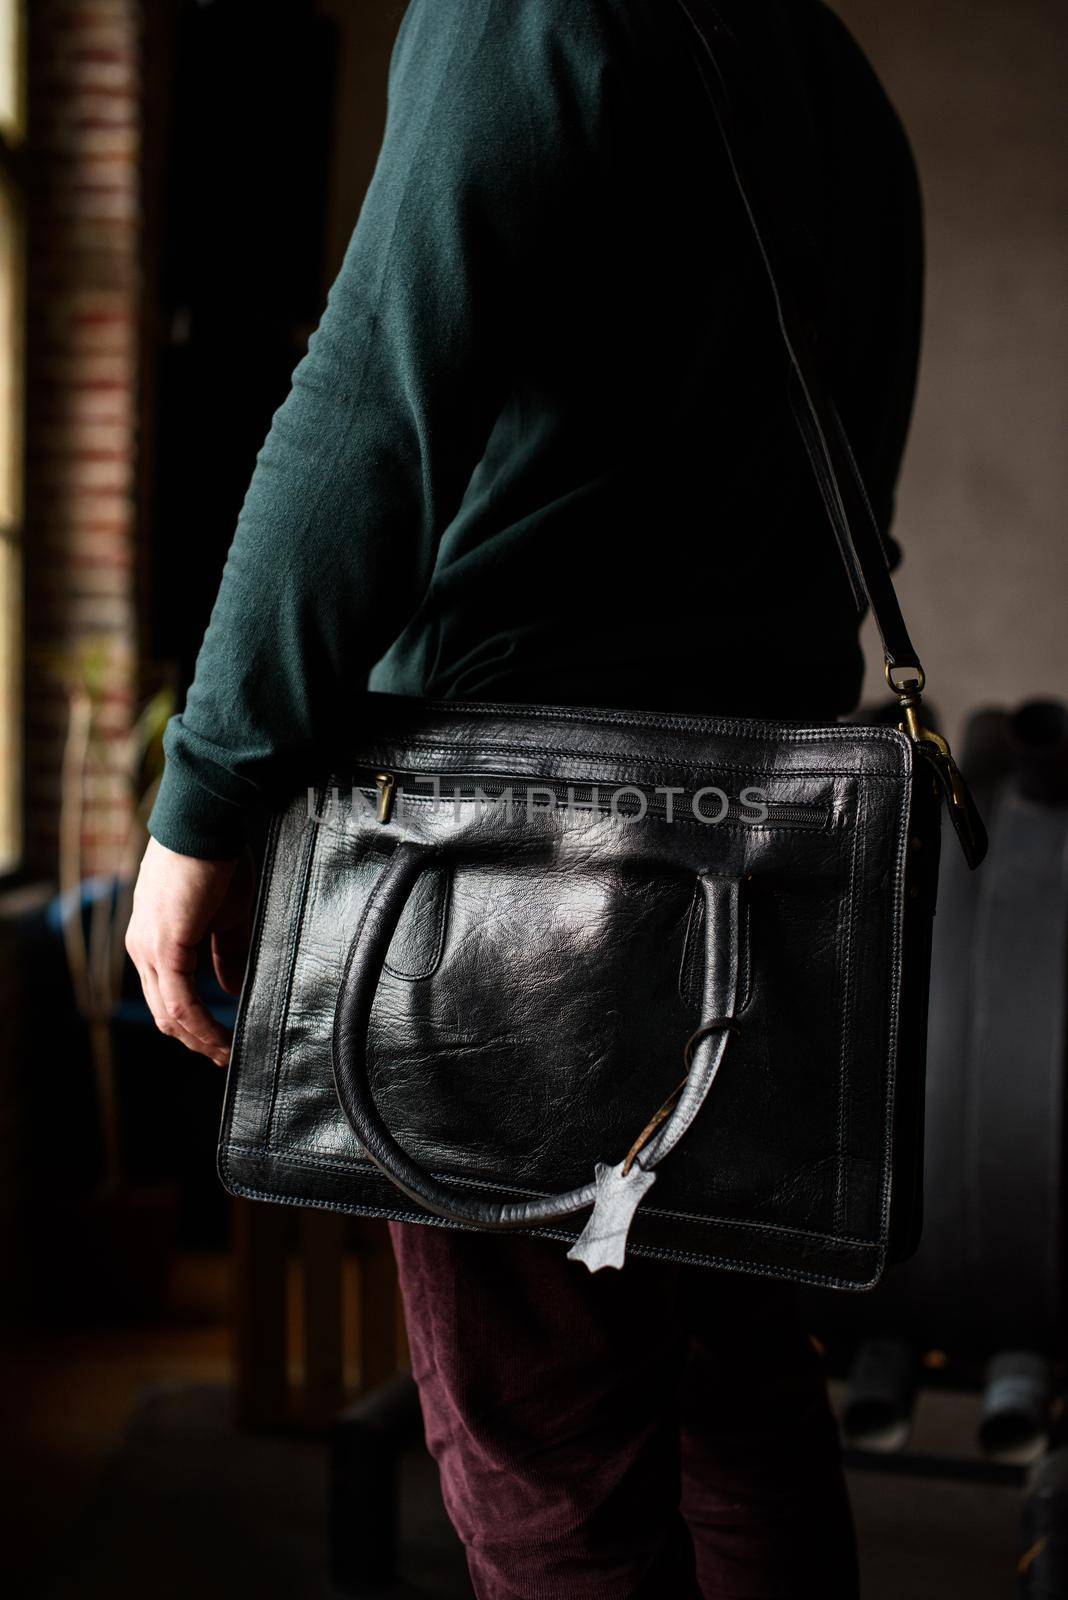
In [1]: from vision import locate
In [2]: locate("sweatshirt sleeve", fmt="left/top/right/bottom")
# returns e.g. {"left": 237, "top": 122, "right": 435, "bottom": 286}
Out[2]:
{"left": 148, "top": 0, "right": 624, "bottom": 858}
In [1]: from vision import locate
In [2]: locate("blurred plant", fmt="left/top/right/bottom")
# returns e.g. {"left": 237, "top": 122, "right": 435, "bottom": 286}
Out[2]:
{"left": 50, "top": 637, "right": 175, "bottom": 1193}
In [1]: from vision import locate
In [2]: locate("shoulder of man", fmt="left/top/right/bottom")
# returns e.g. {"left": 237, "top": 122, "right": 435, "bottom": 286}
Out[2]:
{"left": 391, "top": 0, "right": 672, "bottom": 74}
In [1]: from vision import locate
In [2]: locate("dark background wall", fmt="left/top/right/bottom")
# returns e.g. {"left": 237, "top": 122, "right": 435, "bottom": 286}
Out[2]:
{"left": 838, "top": 0, "right": 1068, "bottom": 741}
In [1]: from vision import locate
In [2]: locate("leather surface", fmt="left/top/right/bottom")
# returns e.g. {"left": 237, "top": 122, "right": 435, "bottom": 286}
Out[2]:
{"left": 219, "top": 693, "right": 941, "bottom": 1291}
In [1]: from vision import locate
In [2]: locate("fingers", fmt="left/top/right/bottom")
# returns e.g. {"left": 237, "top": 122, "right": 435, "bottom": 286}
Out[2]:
{"left": 154, "top": 960, "right": 232, "bottom": 1067}
{"left": 125, "top": 837, "right": 243, "bottom": 1068}
{"left": 140, "top": 964, "right": 217, "bottom": 1061}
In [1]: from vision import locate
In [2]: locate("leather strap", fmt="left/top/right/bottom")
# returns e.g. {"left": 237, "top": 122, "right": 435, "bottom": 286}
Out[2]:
{"left": 331, "top": 841, "right": 743, "bottom": 1263}
{"left": 676, "top": 0, "right": 924, "bottom": 679}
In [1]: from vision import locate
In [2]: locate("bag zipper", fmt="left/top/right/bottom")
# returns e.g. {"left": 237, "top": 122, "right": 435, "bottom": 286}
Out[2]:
{"left": 356, "top": 770, "right": 831, "bottom": 830}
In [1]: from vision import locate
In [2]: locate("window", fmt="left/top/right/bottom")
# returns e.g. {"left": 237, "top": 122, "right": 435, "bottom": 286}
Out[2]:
{"left": 0, "top": 0, "right": 20, "bottom": 137}
{"left": 0, "top": 0, "right": 23, "bottom": 871}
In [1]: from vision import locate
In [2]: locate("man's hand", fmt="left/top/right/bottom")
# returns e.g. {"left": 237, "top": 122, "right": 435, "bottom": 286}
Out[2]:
{"left": 125, "top": 837, "right": 256, "bottom": 1067}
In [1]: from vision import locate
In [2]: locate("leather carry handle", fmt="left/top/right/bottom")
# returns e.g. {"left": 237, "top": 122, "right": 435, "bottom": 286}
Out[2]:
{"left": 676, "top": 0, "right": 925, "bottom": 683}
{"left": 331, "top": 842, "right": 743, "bottom": 1265}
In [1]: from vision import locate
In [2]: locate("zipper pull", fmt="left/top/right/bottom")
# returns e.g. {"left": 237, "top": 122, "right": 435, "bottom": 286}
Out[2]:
{"left": 375, "top": 772, "right": 396, "bottom": 825}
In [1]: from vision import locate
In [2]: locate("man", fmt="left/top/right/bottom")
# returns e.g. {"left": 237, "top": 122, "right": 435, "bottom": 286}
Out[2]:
{"left": 128, "top": 1, "right": 921, "bottom": 1592}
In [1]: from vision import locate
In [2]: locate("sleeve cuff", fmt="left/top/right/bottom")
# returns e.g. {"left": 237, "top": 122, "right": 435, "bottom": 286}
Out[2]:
{"left": 148, "top": 758, "right": 251, "bottom": 860}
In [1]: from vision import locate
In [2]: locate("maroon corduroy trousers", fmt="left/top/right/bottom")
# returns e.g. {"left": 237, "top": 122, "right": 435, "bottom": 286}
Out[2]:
{"left": 389, "top": 1221, "right": 859, "bottom": 1600}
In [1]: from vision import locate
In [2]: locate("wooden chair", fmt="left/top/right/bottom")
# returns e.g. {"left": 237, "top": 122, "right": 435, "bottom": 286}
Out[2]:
{"left": 231, "top": 1199, "right": 405, "bottom": 1430}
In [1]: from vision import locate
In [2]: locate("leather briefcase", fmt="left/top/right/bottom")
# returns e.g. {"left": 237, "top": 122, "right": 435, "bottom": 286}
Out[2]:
{"left": 217, "top": 0, "right": 987, "bottom": 1289}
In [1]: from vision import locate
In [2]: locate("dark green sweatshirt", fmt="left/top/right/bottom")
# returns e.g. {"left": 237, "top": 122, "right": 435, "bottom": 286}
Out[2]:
{"left": 149, "top": 0, "right": 922, "bottom": 859}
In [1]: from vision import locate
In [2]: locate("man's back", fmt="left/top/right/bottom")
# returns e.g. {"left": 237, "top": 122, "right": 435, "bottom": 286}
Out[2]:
{"left": 148, "top": 0, "right": 922, "bottom": 857}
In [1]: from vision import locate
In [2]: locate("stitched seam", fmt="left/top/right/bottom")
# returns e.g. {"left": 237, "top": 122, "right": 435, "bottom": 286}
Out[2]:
{"left": 341, "top": 742, "right": 908, "bottom": 783}
{"left": 262, "top": 806, "right": 322, "bottom": 1151}
{"left": 216, "top": 1169, "right": 883, "bottom": 1290}
{"left": 363, "top": 698, "right": 909, "bottom": 745}
{"left": 679, "top": 886, "right": 704, "bottom": 1006}
{"left": 221, "top": 1140, "right": 879, "bottom": 1250}
{"left": 219, "top": 809, "right": 282, "bottom": 1152}
{"left": 834, "top": 781, "right": 862, "bottom": 1231}
{"left": 877, "top": 761, "right": 915, "bottom": 1244}
{"left": 739, "top": 898, "right": 752, "bottom": 1011}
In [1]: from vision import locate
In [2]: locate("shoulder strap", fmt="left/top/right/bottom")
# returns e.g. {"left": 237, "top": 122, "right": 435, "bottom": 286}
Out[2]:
{"left": 676, "top": 0, "right": 925, "bottom": 689}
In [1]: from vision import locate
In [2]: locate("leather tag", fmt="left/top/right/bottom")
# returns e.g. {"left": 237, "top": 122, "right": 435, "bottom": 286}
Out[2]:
{"left": 566, "top": 1160, "right": 658, "bottom": 1273}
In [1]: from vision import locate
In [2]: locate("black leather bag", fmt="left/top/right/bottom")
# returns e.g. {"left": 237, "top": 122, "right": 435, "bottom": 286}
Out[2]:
{"left": 218, "top": 1, "right": 987, "bottom": 1289}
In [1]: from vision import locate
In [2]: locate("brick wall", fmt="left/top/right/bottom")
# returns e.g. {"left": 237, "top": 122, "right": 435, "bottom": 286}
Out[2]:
{"left": 24, "top": 0, "right": 141, "bottom": 878}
